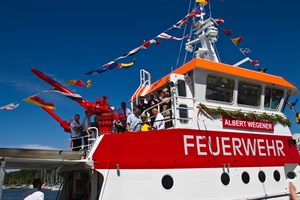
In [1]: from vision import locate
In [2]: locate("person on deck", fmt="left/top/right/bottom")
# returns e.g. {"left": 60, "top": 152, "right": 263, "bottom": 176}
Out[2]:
{"left": 21, "top": 178, "right": 44, "bottom": 200}
{"left": 117, "top": 102, "right": 131, "bottom": 127}
{"left": 70, "top": 114, "right": 82, "bottom": 151}
{"left": 82, "top": 110, "right": 93, "bottom": 149}
{"left": 126, "top": 106, "right": 142, "bottom": 132}
{"left": 152, "top": 107, "right": 165, "bottom": 130}
{"left": 140, "top": 113, "right": 152, "bottom": 131}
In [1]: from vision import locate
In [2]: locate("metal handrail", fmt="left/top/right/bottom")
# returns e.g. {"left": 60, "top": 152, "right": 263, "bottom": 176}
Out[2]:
{"left": 69, "top": 127, "right": 99, "bottom": 151}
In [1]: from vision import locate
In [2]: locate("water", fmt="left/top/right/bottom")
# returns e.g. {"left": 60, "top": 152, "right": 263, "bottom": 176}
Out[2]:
{"left": 2, "top": 188, "right": 58, "bottom": 200}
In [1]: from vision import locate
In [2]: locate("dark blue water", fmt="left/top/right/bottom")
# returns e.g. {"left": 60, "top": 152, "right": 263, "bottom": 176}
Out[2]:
{"left": 2, "top": 188, "right": 59, "bottom": 200}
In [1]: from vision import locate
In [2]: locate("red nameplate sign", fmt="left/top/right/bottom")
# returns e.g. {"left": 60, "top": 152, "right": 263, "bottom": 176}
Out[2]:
{"left": 222, "top": 117, "right": 274, "bottom": 132}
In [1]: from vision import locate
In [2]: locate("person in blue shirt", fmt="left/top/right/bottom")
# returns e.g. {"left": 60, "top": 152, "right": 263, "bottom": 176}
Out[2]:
{"left": 70, "top": 114, "right": 82, "bottom": 151}
{"left": 126, "top": 107, "right": 142, "bottom": 132}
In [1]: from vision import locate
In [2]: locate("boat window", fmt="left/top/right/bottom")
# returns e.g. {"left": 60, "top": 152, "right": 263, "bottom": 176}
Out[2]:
{"left": 264, "top": 88, "right": 284, "bottom": 109}
{"left": 161, "top": 175, "right": 174, "bottom": 190}
{"left": 238, "top": 82, "right": 261, "bottom": 107}
{"left": 221, "top": 172, "right": 230, "bottom": 186}
{"left": 258, "top": 171, "right": 266, "bottom": 183}
{"left": 177, "top": 79, "right": 187, "bottom": 97}
{"left": 206, "top": 75, "right": 234, "bottom": 103}
{"left": 273, "top": 170, "right": 281, "bottom": 182}
{"left": 179, "top": 104, "right": 188, "bottom": 124}
{"left": 241, "top": 172, "right": 250, "bottom": 184}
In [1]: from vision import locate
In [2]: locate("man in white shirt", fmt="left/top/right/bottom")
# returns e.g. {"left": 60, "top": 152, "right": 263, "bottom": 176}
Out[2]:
{"left": 152, "top": 107, "right": 165, "bottom": 130}
{"left": 22, "top": 178, "right": 44, "bottom": 200}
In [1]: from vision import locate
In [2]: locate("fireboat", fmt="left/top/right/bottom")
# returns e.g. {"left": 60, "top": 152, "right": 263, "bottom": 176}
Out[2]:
{"left": 1, "top": 0, "right": 300, "bottom": 199}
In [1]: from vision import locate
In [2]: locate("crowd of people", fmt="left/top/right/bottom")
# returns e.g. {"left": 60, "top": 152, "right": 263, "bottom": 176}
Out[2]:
{"left": 114, "top": 88, "right": 172, "bottom": 133}
{"left": 69, "top": 88, "right": 173, "bottom": 150}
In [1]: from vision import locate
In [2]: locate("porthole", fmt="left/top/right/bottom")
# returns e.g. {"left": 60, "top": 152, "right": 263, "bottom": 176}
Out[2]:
{"left": 287, "top": 172, "right": 296, "bottom": 179}
{"left": 221, "top": 172, "right": 230, "bottom": 185}
{"left": 273, "top": 170, "right": 281, "bottom": 182}
{"left": 242, "top": 172, "right": 250, "bottom": 184}
{"left": 258, "top": 171, "right": 266, "bottom": 183}
{"left": 162, "top": 175, "right": 174, "bottom": 190}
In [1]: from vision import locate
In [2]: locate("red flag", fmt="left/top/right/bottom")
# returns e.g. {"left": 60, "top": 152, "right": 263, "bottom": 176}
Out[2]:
{"left": 222, "top": 30, "right": 232, "bottom": 35}
{"left": 251, "top": 60, "right": 260, "bottom": 67}
{"left": 215, "top": 18, "right": 224, "bottom": 25}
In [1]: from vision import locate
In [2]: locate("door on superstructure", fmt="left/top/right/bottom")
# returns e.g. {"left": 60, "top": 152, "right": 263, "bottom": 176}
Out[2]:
{"left": 169, "top": 73, "right": 194, "bottom": 128}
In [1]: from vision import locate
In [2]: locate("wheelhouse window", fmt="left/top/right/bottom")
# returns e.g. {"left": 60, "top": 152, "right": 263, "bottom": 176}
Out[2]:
{"left": 238, "top": 82, "right": 261, "bottom": 107}
{"left": 206, "top": 75, "right": 234, "bottom": 103}
{"left": 264, "top": 88, "right": 284, "bottom": 109}
{"left": 177, "top": 80, "right": 187, "bottom": 97}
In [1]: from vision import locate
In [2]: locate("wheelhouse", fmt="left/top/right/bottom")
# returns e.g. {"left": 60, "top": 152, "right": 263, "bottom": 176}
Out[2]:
{"left": 130, "top": 58, "right": 298, "bottom": 131}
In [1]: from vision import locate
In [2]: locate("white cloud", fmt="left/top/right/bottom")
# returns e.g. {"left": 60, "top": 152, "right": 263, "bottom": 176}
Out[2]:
{"left": 18, "top": 144, "right": 57, "bottom": 150}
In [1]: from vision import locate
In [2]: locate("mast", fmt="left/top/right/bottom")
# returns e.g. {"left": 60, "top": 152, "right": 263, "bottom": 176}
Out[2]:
{"left": 185, "top": 0, "right": 219, "bottom": 62}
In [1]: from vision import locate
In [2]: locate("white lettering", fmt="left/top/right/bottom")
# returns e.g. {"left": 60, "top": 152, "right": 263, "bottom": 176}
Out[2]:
{"left": 232, "top": 138, "right": 243, "bottom": 156}
{"left": 257, "top": 139, "right": 266, "bottom": 156}
{"left": 183, "top": 135, "right": 194, "bottom": 155}
{"left": 276, "top": 140, "right": 285, "bottom": 156}
{"left": 222, "top": 137, "right": 231, "bottom": 156}
{"left": 225, "top": 119, "right": 230, "bottom": 126}
{"left": 209, "top": 136, "right": 220, "bottom": 156}
{"left": 266, "top": 140, "right": 276, "bottom": 156}
{"left": 242, "top": 138, "right": 256, "bottom": 156}
{"left": 196, "top": 136, "right": 207, "bottom": 155}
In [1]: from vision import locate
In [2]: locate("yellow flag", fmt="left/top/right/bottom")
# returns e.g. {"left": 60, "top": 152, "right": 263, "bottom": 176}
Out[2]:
{"left": 196, "top": 0, "right": 208, "bottom": 4}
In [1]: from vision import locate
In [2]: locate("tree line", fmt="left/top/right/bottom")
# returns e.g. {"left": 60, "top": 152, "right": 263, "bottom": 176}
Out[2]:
{"left": 4, "top": 169, "right": 61, "bottom": 186}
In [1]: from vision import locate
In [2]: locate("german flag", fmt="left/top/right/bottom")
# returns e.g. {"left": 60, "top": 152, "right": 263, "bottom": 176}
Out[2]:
{"left": 23, "top": 96, "right": 55, "bottom": 110}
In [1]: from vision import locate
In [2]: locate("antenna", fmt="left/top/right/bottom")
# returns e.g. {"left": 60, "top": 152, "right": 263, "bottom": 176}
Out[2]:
{"left": 185, "top": 0, "right": 219, "bottom": 62}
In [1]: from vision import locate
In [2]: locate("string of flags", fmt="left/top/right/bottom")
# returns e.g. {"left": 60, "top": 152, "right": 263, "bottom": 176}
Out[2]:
{"left": 0, "top": 83, "right": 84, "bottom": 111}
{"left": 84, "top": 8, "right": 199, "bottom": 76}
{"left": 217, "top": 18, "right": 266, "bottom": 72}
{"left": 1, "top": 7, "right": 198, "bottom": 110}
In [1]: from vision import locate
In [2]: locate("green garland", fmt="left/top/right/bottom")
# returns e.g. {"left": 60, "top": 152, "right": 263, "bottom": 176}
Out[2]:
{"left": 199, "top": 103, "right": 291, "bottom": 127}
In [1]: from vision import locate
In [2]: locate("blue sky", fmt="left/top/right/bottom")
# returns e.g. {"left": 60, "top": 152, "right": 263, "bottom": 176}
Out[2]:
{"left": 0, "top": 0, "right": 299, "bottom": 150}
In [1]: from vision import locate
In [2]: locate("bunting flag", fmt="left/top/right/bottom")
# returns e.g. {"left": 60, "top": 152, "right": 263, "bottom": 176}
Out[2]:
{"left": 215, "top": 18, "right": 224, "bottom": 25}
{"left": 196, "top": 0, "right": 209, "bottom": 4}
{"left": 157, "top": 33, "right": 188, "bottom": 41}
{"left": 86, "top": 79, "right": 92, "bottom": 88}
{"left": 251, "top": 60, "right": 259, "bottom": 67}
{"left": 257, "top": 68, "right": 267, "bottom": 73}
{"left": 23, "top": 95, "right": 55, "bottom": 110}
{"left": 119, "top": 58, "right": 136, "bottom": 68}
{"left": 296, "top": 112, "right": 300, "bottom": 124}
{"left": 64, "top": 79, "right": 92, "bottom": 87}
{"left": 142, "top": 39, "right": 161, "bottom": 49}
{"left": 47, "top": 90, "right": 83, "bottom": 99}
{"left": 186, "top": 9, "right": 204, "bottom": 18}
{"left": 231, "top": 37, "right": 242, "bottom": 45}
{"left": 222, "top": 29, "right": 232, "bottom": 35}
{"left": 85, "top": 58, "right": 136, "bottom": 75}
{"left": 0, "top": 102, "right": 20, "bottom": 110}
{"left": 115, "top": 39, "right": 160, "bottom": 61}
{"left": 173, "top": 20, "right": 190, "bottom": 29}
{"left": 240, "top": 48, "right": 251, "bottom": 54}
